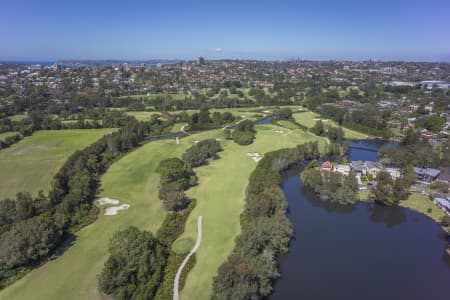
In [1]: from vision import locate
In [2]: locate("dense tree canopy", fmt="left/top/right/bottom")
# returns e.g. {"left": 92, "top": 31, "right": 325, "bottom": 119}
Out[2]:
{"left": 233, "top": 120, "right": 256, "bottom": 145}
{"left": 98, "top": 227, "right": 167, "bottom": 300}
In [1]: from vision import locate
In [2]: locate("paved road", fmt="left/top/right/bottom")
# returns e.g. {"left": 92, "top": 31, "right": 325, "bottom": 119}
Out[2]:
{"left": 173, "top": 216, "right": 203, "bottom": 300}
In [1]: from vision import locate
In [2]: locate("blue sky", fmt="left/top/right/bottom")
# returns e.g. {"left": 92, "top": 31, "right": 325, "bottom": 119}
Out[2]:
{"left": 1, "top": 0, "right": 450, "bottom": 61}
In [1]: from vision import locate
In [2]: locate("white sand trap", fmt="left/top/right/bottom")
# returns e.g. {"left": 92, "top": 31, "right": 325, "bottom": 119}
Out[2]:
{"left": 275, "top": 130, "right": 284, "bottom": 134}
{"left": 97, "top": 197, "right": 120, "bottom": 205}
{"left": 215, "top": 138, "right": 222, "bottom": 141}
{"left": 194, "top": 140, "right": 199, "bottom": 143}
{"left": 104, "top": 204, "right": 130, "bottom": 216}
{"left": 247, "top": 152, "right": 262, "bottom": 162}
{"left": 313, "top": 118, "right": 329, "bottom": 122}
{"left": 176, "top": 137, "right": 180, "bottom": 144}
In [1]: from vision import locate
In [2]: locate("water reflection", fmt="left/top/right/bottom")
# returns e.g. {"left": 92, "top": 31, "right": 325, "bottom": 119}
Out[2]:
{"left": 365, "top": 202, "right": 407, "bottom": 228}
{"left": 300, "top": 186, "right": 358, "bottom": 214}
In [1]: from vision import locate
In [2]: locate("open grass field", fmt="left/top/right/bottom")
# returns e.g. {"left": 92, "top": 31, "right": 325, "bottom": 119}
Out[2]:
{"left": 0, "top": 124, "right": 324, "bottom": 300}
{"left": 293, "top": 111, "right": 369, "bottom": 140}
{"left": 400, "top": 193, "right": 445, "bottom": 223}
{"left": 0, "top": 129, "right": 115, "bottom": 199}
{"left": 0, "top": 131, "right": 19, "bottom": 141}
{"left": 358, "top": 190, "right": 444, "bottom": 222}
{"left": 125, "top": 111, "right": 164, "bottom": 121}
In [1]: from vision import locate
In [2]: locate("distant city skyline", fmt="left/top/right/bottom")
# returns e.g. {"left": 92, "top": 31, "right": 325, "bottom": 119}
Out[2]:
{"left": 1, "top": 0, "right": 450, "bottom": 62}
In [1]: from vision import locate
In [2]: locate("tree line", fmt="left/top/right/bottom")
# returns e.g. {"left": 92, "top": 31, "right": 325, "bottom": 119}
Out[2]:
{"left": 379, "top": 129, "right": 450, "bottom": 168}
{"left": 0, "top": 117, "right": 169, "bottom": 286}
{"left": 211, "top": 142, "right": 321, "bottom": 299}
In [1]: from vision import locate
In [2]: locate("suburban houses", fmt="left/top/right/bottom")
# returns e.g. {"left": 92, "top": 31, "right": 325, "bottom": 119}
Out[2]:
{"left": 321, "top": 160, "right": 450, "bottom": 215}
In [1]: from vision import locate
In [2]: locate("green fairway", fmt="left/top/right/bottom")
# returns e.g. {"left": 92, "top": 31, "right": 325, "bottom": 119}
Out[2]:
{"left": 0, "top": 129, "right": 115, "bottom": 199}
{"left": 0, "top": 124, "right": 324, "bottom": 300}
{"left": 178, "top": 125, "right": 324, "bottom": 299}
{"left": 293, "top": 111, "right": 369, "bottom": 140}
{"left": 125, "top": 111, "right": 163, "bottom": 121}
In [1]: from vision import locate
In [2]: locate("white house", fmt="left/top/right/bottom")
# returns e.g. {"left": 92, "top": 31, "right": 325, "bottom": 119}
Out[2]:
{"left": 385, "top": 168, "right": 401, "bottom": 179}
{"left": 333, "top": 164, "right": 351, "bottom": 176}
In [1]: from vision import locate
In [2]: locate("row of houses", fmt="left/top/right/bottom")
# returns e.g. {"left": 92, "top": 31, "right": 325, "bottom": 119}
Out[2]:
{"left": 321, "top": 160, "right": 401, "bottom": 179}
{"left": 322, "top": 160, "right": 450, "bottom": 186}
{"left": 348, "top": 161, "right": 401, "bottom": 179}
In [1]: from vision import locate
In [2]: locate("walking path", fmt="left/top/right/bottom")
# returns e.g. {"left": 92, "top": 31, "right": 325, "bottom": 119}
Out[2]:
{"left": 173, "top": 216, "right": 203, "bottom": 300}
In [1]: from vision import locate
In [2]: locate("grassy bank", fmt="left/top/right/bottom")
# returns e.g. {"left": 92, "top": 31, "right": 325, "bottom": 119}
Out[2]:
{"left": 358, "top": 190, "right": 445, "bottom": 223}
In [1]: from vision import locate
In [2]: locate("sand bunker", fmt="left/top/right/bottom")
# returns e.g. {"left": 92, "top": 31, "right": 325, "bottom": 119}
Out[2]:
{"left": 247, "top": 152, "right": 262, "bottom": 162}
{"left": 104, "top": 204, "right": 130, "bottom": 216}
{"left": 97, "top": 197, "right": 120, "bottom": 205}
{"left": 275, "top": 130, "right": 284, "bottom": 134}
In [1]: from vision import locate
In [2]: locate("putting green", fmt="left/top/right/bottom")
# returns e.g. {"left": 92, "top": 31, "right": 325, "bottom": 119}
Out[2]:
{"left": 173, "top": 237, "right": 196, "bottom": 254}
{"left": 0, "top": 129, "right": 115, "bottom": 199}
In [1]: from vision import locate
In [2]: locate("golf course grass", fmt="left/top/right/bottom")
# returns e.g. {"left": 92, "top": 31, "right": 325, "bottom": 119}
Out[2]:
{"left": 178, "top": 125, "right": 324, "bottom": 299}
{"left": 125, "top": 111, "right": 164, "bottom": 121}
{"left": 0, "top": 129, "right": 115, "bottom": 199}
{"left": 293, "top": 111, "right": 369, "bottom": 140}
{"left": 0, "top": 124, "right": 324, "bottom": 300}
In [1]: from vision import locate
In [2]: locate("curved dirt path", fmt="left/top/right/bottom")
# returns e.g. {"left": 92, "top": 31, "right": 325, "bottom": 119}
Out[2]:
{"left": 173, "top": 216, "right": 203, "bottom": 300}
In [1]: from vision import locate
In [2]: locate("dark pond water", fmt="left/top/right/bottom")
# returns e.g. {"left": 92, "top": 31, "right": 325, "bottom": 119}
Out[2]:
{"left": 347, "top": 139, "right": 398, "bottom": 161}
{"left": 145, "top": 131, "right": 185, "bottom": 141}
{"left": 270, "top": 141, "right": 450, "bottom": 300}
{"left": 255, "top": 115, "right": 273, "bottom": 125}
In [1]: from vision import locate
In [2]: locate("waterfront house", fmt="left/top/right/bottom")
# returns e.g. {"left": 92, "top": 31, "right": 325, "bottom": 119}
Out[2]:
{"left": 333, "top": 164, "right": 351, "bottom": 176}
{"left": 413, "top": 167, "right": 440, "bottom": 183}
{"left": 350, "top": 161, "right": 366, "bottom": 176}
{"left": 364, "top": 161, "right": 383, "bottom": 178}
{"left": 434, "top": 197, "right": 450, "bottom": 215}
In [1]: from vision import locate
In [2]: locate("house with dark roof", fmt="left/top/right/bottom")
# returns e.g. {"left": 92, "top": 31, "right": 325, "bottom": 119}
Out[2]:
{"left": 350, "top": 161, "right": 366, "bottom": 175}
{"left": 413, "top": 167, "right": 440, "bottom": 183}
{"left": 364, "top": 161, "right": 383, "bottom": 178}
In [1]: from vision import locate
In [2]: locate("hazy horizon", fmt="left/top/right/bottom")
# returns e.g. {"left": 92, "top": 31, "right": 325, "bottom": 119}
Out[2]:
{"left": 1, "top": 0, "right": 450, "bottom": 62}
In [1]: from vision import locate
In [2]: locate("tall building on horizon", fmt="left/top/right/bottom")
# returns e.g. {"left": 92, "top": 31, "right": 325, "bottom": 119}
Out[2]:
{"left": 197, "top": 56, "right": 205, "bottom": 65}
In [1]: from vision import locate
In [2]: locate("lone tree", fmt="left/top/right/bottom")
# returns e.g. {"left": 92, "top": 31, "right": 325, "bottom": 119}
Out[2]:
{"left": 233, "top": 120, "right": 256, "bottom": 145}
{"left": 311, "top": 120, "right": 325, "bottom": 136}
